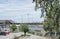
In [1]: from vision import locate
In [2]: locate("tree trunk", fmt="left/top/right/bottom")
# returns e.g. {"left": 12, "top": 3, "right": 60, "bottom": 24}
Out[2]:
{"left": 24, "top": 32, "right": 26, "bottom": 36}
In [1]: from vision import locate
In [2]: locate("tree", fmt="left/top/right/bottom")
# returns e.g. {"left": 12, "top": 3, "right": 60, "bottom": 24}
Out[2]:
{"left": 20, "top": 24, "right": 29, "bottom": 35}
{"left": 33, "top": 0, "right": 60, "bottom": 36}
{"left": 10, "top": 24, "right": 17, "bottom": 32}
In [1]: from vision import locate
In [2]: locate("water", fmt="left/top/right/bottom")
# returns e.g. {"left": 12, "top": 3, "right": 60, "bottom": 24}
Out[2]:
{"left": 29, "top": 25, "right": 43, "bottom": 30}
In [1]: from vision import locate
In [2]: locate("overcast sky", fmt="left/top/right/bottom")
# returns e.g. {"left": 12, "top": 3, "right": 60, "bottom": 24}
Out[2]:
{"left": 0, "top": 0, "right": 44, "bottom": 23}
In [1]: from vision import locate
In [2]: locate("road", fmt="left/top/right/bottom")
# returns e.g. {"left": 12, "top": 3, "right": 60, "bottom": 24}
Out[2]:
{"left": 19, "top": 35, "right": 52, "bottom": 39}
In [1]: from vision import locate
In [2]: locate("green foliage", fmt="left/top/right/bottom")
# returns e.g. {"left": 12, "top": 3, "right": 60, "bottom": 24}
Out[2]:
{"left": 14, "top": 36, "right": 18, "bottom": 39}
{"left": 20, "top": 24, "right": 29, "bottom": 35}
{"left": 59, "top": 36, "right": 60, "bottom": 39}
{"left": 43, "top": 19, "right": 53, "bottom": 31}
{"left": 33, "top": 0, "right": 60, "bottom": 34}
{"left": 10, "top": 24, "right": 17, "bottom": 32}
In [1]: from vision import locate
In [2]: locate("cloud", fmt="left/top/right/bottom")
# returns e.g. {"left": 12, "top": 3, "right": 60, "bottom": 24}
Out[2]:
{"left": 0, "top": 0, "right": 44, "bottom": 23}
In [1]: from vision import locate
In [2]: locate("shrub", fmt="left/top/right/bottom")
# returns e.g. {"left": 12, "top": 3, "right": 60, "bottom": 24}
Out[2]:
{"left": 59, "top": 36, "right": 60, "bottom": 39}
{"left": 20, "top": 24, "right": 29, "bottom": 35}
{"left": 14, "top": 36, "right": 18, "bottom": 39}
{"left": 10, "top": 24, "right": 17, "bottom": 32}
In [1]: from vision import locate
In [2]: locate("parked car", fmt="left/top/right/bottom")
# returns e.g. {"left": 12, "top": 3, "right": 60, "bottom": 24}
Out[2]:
{"left": 0, "top": 25, "right": 10, "bottom": 35}
{"left": 0, "top": 30, "right": 10, "bottom": 35}
{"left": 0, "top": 32, "right": 6, "bottom": 35}
{"left": 4, "top": 30, "right": 10, "bottom": 35}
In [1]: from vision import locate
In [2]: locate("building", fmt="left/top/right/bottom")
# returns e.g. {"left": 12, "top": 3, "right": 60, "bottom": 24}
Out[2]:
{"left": 0, "top": 20, "right": 14, "bottom": 32}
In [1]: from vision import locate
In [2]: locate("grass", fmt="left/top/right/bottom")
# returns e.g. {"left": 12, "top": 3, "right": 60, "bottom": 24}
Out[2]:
{"left": 14, "top": 36, "right": 19, "bottom": 39}
{"left": 18, "top": 34, "right": 30, "bottom": 38}
{"left": 14, "top": 34, "right": 31, "bottom": 39}
{"left": 28, "top": 30, "right": 43, "bottom": 36}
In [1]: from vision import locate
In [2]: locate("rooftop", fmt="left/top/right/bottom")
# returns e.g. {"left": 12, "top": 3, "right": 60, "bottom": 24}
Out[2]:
{"left": 0, "top": 20, "right": 15, "bottom": 24}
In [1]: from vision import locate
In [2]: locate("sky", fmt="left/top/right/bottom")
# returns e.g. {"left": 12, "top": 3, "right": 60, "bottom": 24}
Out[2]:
{"left": 0, "top": 0, "right": 44, "bottom": 23}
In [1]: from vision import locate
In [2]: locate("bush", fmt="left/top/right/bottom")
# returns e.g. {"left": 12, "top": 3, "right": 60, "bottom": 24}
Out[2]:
{"left": 20, "top": 24, "right": 29, "bottom": 35}
{"left": 59, "top": 36, "right": 60, "bottom": 39}
{"left": 14, "top": 37, "right": 18, "bottom": 39}
{"left": 10, "top": 24, "right": 17, "bottom": 32}
{"left": 31, "top": 32, "right": 35, "bottom": 35}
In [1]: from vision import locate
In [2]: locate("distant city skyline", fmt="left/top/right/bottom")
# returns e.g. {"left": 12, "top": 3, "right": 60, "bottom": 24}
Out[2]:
{"left": 0, "top": 0, "right": 44, "bottom": 23}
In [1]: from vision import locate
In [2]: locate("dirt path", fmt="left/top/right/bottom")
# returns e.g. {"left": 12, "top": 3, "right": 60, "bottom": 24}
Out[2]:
{"left": 19, "top": 35, "right": 53, "bottom": 39}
